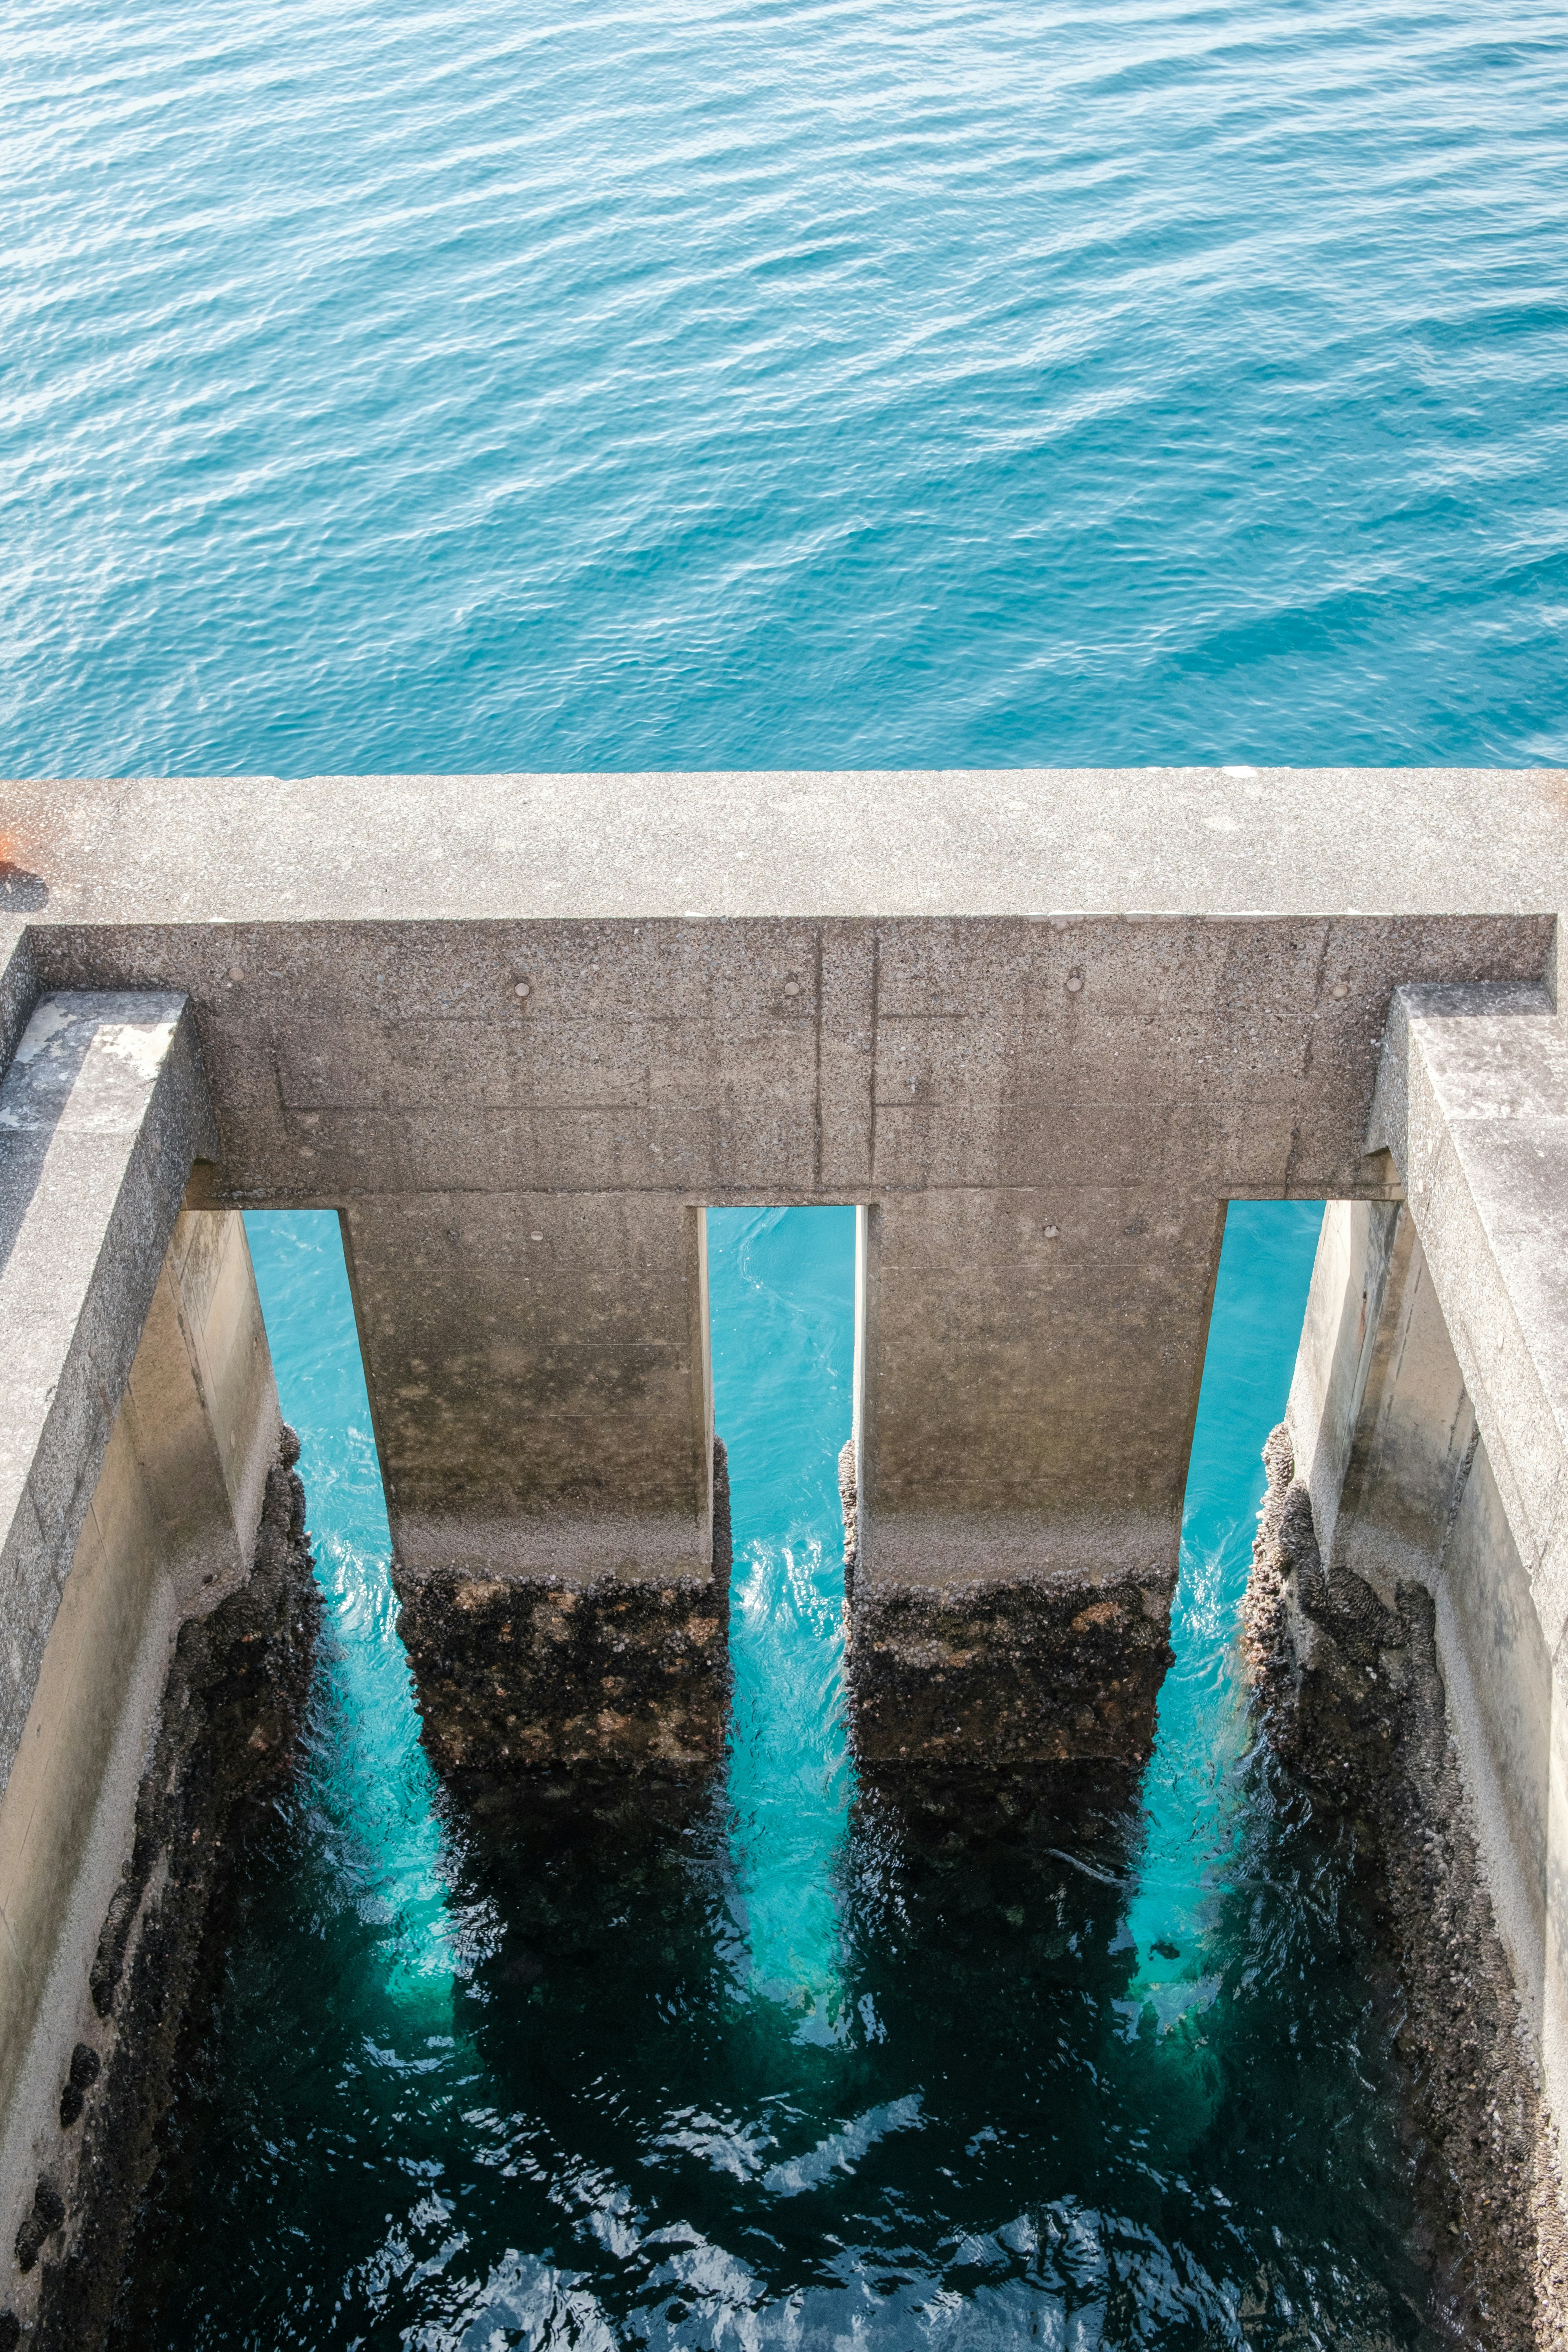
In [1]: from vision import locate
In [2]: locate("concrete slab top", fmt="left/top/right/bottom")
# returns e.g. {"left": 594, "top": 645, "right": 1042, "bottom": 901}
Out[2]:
{"left": 4, "top": 768, "right": 1567, "bottom": 925}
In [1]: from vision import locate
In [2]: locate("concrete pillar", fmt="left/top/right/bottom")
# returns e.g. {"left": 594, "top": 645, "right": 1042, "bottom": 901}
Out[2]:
{"left": 848, "top": 1185, "right": 1214, "bottom": 1768}
{"left": 356, "top": 1194, "right": 727, "bottom": 1773}
{"left": 0, "top": 991, "right": 283, "bottom": 2278}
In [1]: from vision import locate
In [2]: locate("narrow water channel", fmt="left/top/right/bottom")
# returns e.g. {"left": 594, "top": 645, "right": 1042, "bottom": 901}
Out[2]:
{"left": 111, "top": 1198, "right": 1440, "bottom": 2350}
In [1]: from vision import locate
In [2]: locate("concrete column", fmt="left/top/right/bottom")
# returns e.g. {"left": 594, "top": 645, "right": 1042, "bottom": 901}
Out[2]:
{"left": 846, "top": 1184, "right": 1218, "bottom": 1769}
{"left": 354, "top": 1194, "right": 727, "bottom": 1774}
{"left": 0, "top": 992, "right": 283, "bottom": 2272}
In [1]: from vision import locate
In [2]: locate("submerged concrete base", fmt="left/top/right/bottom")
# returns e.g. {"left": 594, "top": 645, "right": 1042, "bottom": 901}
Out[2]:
{"left": 1244, "top": 1431, "right": 1568, "bottom": 2348}
{"left": 840, "top": 1447, "right": 1175, "bottom": 1768}
{"left": 394, "top": 1439, "right": 733, "bottom": 1774}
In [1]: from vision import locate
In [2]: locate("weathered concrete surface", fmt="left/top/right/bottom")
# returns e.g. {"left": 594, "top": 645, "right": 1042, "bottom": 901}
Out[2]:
{"left": 1258, "top": 969, "right": 1568, "bottom": 2330}
{"left": 4, "top": 768, "right": 1566, "bottom": 1767}
{"left": 1243, "top": 1430, "right": 1568, "bottom": 2348}
{"left": 398, "top": 1438, "right": 732, "bottom": 1773}
{"left": 0, "top": 993, "right": 217, "bottom": 1795}
{"left": 0, "top": 982, "right": 297, "bottom": 2328}
{"left": 343, "top": 1195, "right": 714, "bottom": 1586}
{"left": 1365, "top": 984, "right": 1568, "bottom": 2157}
{"left": 0, "top": 1199, "right": 284, "bottom": 2324}
{"left": 25, "top": 1441, "right": 317, "bottom": 2352}
{"left": 7, "top": 765, "right": 1568, "bottom": 924}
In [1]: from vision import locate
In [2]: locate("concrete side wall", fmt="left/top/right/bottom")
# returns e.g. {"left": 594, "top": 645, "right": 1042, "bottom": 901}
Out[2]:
{"left": 1288, "top": 1203, "right": 1475, "bottom": 1603}
{"left": 0, "top": 994, "right": 217, "bottom": 1793}
{"left": 0, "top": 1209, "right": 280, "bottom": 2258}
{"left": 1283, "top": 1198, "right": 1400, "bottom": 1577}
{"left": 1290, "top": 1202, "right": 1553, "bottom": 2022}
{"left": 1443, "top": 1441, "right": 1553, "bottom": 2007}
{"left": 1368, "top": 982, "right": 1568, "bottom": 2145}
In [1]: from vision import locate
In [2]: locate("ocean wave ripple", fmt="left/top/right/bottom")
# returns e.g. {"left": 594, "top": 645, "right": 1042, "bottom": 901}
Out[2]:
{"left": 2, "top": 0, "right": 1566, "bottom": 773}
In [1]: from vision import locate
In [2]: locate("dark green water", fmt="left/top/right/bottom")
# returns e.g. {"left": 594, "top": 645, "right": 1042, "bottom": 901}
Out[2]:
{"left": 113, "top": 1199, "right": 1439, "bottom": 2350}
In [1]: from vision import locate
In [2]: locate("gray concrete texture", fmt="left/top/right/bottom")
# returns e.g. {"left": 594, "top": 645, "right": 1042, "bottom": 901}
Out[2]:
{"left": 1366, "top": 978, "right": 1568, "bottom": 2178}
{"left": 0, "top": 993, "right": 216, "bottom": 1791}
{"left": 0, "top": 978, "right": 280, "bottom": 2272}
{"left": 0, "top": 1203, "right": 281, "bottom": 2296}
{"left": 1287, "top": 1202, "right": 1552, "bottom": 2018}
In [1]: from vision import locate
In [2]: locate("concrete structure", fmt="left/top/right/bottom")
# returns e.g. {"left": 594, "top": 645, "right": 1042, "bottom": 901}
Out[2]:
{"left": 2, "top": 766, "right": 1561, "bottom": 1778}
{"left": 4, "top": 766, "right": 1568, "bottom": 2263}
{"left": 0, "top": 958, "right": 284, "bottom": 2286}
{"left": 1282, "top": 976, "right": 1568, "bottom": 2189}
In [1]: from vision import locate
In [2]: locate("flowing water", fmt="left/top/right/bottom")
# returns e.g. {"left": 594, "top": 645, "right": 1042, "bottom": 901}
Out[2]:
{"left": 3, "top": 0, "right": 1567, "bottom": 773}
{"left": 98, "top": 1198, "right": 1461, "bottom": 2352}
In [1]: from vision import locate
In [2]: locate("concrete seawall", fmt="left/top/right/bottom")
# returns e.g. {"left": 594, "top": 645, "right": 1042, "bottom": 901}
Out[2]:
{"left": 3, "top": 767, "right": 1568, "bottom": 2325}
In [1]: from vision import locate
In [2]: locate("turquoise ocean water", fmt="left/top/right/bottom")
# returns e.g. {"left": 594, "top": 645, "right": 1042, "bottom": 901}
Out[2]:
{"left": 3, "top": 0, "right": 1567, "bottom": 773}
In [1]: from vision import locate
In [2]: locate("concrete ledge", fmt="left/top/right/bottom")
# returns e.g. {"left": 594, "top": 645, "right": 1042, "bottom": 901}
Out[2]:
{"left": 0, "top": 994, "right": 217, "bottom": 1791}
{"left": 6, "top": 767, "right": 1568, "bottom": 921}
{"left": 1369, "top": 982, "right": 1568, "bottom": 1655}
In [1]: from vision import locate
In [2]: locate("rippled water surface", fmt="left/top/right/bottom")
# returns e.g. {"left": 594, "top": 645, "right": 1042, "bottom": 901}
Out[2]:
{"left": 97, "top": 1201, "right": 1470, "bottom": 2352}
{"left": 4, "top": 0, "right": 1567, "bottom": 773}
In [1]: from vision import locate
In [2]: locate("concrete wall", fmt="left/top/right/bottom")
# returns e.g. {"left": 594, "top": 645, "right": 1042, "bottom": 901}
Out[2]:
{"left": 1288, "top": 1203, "right": 1552, "bottom": 2012}
{"left": 1289, "top": 962, "right": 1568, "bottom": 2168}
{"left": 4, "top": 768, "right": 1566, "bottom": 1766}
{"left": 0, "top": 992, "right": 216, "bottom": 1793}
{"left": 0, "top": 1211, "right": 280, "bottom": 2258}
{"left": 0, "top": 978, "right": 284, "bottom": 2258}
